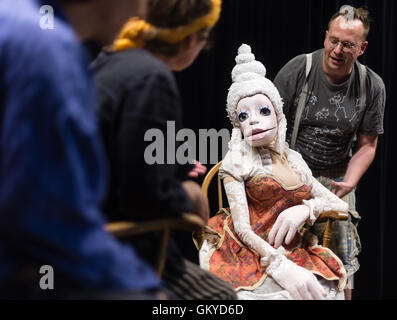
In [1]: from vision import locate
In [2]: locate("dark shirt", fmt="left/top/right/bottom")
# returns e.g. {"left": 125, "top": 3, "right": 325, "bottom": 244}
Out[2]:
{"left": 0, "top": 0, "right": 159, "bottom": 292}
{"left": 92, "top": 49, "right": 194, "bottom": 223}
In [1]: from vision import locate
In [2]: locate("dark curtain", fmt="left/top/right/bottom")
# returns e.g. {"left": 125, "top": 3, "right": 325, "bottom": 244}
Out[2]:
{"left": 175, "top": 0, "right": 396, "bottom": 300}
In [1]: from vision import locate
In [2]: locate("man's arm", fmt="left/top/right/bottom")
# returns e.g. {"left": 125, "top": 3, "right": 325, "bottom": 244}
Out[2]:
{"left": 331, "top": 134, "right": 378, "bottom": 198}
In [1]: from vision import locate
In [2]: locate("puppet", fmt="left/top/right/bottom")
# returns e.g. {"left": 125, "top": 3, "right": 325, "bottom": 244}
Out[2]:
{"left": 199, "top": 44, "right": 348, "bottom": 300}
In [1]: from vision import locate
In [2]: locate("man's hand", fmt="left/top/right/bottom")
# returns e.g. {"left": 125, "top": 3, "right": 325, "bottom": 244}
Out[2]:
{"left": 182, "top": 181, "right": 209, "bottom": 224}
{"left": 338, "top": 134, "right": 378, "bottom": 198}
{"left": 330, "top": 180, "right": 354, "bottom": 198}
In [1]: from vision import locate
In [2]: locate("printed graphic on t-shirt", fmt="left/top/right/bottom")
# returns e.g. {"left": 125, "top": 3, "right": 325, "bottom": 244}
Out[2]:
{"left": 328, "top": 94, "right": 347, "bottom": 122}
{"left": 294, "top": 91, "right": 319, "bottom": 121}
{"left": 349, "top": 98, "right": 362, "bottom": 124}
{"left": 292, "top": 90, "right": 360, "bottom": 169}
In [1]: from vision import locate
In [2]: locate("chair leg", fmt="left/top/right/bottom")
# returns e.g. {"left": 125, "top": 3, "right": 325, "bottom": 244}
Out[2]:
{"left": 323, "top": 219, "right": 332, "bottom": 248}
{"left": 155, "top": 228, "right": 170, "bottom": 277}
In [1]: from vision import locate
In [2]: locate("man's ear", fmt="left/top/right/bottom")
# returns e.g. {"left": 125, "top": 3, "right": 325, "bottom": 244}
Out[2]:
{"left": 324, "top": 30, "right": 329, "bottom": 47}
{"left": 359, "top": 41, "right": 368, "bottom": 56}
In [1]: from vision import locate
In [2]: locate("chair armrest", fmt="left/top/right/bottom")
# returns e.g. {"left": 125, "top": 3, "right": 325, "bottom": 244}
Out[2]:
{"left": 105, "top": 213, "right": 205, "bottom": 239}
{"left": 316, "top": 210, "right": 349, "bottom": 223}
{"left": 315, "top": 211, "right": 349, "bottom": 249}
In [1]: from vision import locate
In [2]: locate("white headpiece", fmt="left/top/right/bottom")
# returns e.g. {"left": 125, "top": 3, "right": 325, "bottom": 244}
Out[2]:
{"left": 226, "top": 44, "right": 287, "bottom": 155}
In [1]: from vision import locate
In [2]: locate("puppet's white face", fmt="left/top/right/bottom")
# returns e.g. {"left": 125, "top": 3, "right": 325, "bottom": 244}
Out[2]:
{"left": 236, "top": 94, "right": 278, "bottom": 148}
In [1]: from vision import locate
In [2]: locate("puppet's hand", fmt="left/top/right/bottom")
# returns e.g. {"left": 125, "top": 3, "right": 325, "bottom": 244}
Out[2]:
{"left": 268, "top": 205, "right": 310, "bottom": 248}
{"left": 187, "top": 161, "right": 207, "bottom": 178}
{"left": 264, "top": 255, "right": 326, "bottom": 300}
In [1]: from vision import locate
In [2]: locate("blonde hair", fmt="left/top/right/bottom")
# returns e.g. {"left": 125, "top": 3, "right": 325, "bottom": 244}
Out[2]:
{"left": 113, "top": 0, "right": 221, "bottom": 52}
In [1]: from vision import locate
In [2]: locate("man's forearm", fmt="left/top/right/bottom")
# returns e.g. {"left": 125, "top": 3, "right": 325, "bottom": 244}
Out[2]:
{"left": 343, "top": 135, "right": 378, "bottom": 189}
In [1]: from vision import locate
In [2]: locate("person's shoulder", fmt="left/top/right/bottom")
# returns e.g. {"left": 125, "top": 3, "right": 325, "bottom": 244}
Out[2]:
{"left": 285, "top": 48, "right": 322, "bottom": 65}
{"left": 289, "top": 52, "right": 308, "bottom": 64}
{"left": 286, "top": 48, "right": 323, "bottom": 67}
{"left": 2, "top": 2, "right": 77, "bottom": 48}
{"left": 365, "top": 65, "right": 386, "bottom": 90}
{"left": 0, "top": 1, "right": 83, "bottom": 73}
{"left": 275, "top": 52, "right": 308, "bottom": 88}
{"left": 93, "top": 49, "right": 174, "bottom": 89}
{"left": 355, "top": 61, "right": 386, "bottom": 98}
{"left": 275, "top": 50, "right": 315, "bottom": 80}
{"left": 95, "top": 49, "right": 171, "bottom": 77}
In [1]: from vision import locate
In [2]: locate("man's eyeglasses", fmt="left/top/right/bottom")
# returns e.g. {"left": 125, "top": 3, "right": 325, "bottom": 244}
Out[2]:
{"left": 327, "top": 36, "right": 361, "bottom": 51}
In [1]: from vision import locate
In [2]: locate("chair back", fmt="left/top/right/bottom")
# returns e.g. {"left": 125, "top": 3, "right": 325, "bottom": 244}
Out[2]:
{"left": 201, "top": 161, "right": 223, "bottom": 212}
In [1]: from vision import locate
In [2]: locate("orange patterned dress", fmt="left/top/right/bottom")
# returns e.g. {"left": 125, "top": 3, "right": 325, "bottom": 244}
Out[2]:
{"left": 205, "top": 175, "right": 347, "bottom": 291}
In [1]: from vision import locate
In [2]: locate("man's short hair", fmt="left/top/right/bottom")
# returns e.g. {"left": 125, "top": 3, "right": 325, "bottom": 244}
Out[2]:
{"left": 328, "top": 6, "right": 371, "bottom": 40}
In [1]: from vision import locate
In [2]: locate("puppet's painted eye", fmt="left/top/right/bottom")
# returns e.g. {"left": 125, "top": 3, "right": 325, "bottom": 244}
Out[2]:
{"left": 238, "top": 112, "right": 249, "bottom": 122}
{"left": 260, "top": 106, "right": 271, "bottom": 116}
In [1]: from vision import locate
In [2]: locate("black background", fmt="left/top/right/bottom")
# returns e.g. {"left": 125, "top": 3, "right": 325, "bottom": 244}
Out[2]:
{"left": 175, "top": 0, "right": 396, "bottom": 300}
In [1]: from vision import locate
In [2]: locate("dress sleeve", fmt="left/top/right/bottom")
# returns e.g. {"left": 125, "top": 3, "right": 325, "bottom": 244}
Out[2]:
{"left": 225, "top": 179, "right": 287, "bottom": 258}
{"left": 303, "top": 178, "right": 349, "bottom": 226}
{"left": 286, "top": 149, "right": 348, "bottom": 225}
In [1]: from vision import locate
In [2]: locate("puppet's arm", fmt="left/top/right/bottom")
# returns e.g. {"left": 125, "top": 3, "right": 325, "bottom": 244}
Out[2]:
{"left": 224, "top": 177, "right": 274, "bottom": 258}
{"left": 269, "top": 178, "right": 348, "bottom": 248}
{"left": 303, "top": 178, "right": 349, "bottom": 226}
{"left": 224, "top": 177, "right": 326, "bottom": 300}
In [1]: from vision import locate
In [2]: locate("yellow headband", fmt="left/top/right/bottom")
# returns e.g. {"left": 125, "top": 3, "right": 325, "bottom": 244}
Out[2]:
{"left": 113, "top": 0, "right": 222, "bottom": 51}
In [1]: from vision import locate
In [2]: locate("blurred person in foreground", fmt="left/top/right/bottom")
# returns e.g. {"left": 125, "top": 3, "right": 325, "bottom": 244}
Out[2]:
{"left": 0, "top": 0, "right": 166, "bottom": 299}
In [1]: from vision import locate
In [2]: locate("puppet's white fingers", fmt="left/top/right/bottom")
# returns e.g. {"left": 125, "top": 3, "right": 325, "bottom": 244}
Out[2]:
{"left": 288, "top": 287, "right": 303, "bottom": 300}
{"left": 284, "top": 225, "right": 298, "bottom": 245}
{"left": 297, "top": 283, "right": 313, "bottom": 300}
{"left": 268, "top": 217, "right": 281, "bottom": 245}
{"left": 308, "top": 278, "right": 327, "bottom": 300}
{"left": 273, "top": 222, "right": 289, "bottom": 249}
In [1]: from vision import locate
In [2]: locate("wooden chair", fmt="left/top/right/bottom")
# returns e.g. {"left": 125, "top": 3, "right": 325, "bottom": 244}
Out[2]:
{"left": 201, "top": 161, "right": 348, "bottom": 248}
{"left": 105, "top": 213, "right": 204, "bottom": 276}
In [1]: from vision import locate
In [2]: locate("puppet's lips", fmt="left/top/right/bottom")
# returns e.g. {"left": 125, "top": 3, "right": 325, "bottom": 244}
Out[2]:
{"left": 248, "top": 128, "right": 275, "bottom": 138}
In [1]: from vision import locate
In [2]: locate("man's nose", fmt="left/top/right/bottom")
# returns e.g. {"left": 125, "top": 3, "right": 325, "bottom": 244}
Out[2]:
{"left": 334, "top": 42, "right": 344, "bottom": 55}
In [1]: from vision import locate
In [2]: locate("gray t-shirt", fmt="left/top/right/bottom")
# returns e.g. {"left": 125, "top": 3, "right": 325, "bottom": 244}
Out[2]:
{"left": 274, "top": 49, "right": 385, "bottom": 171}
